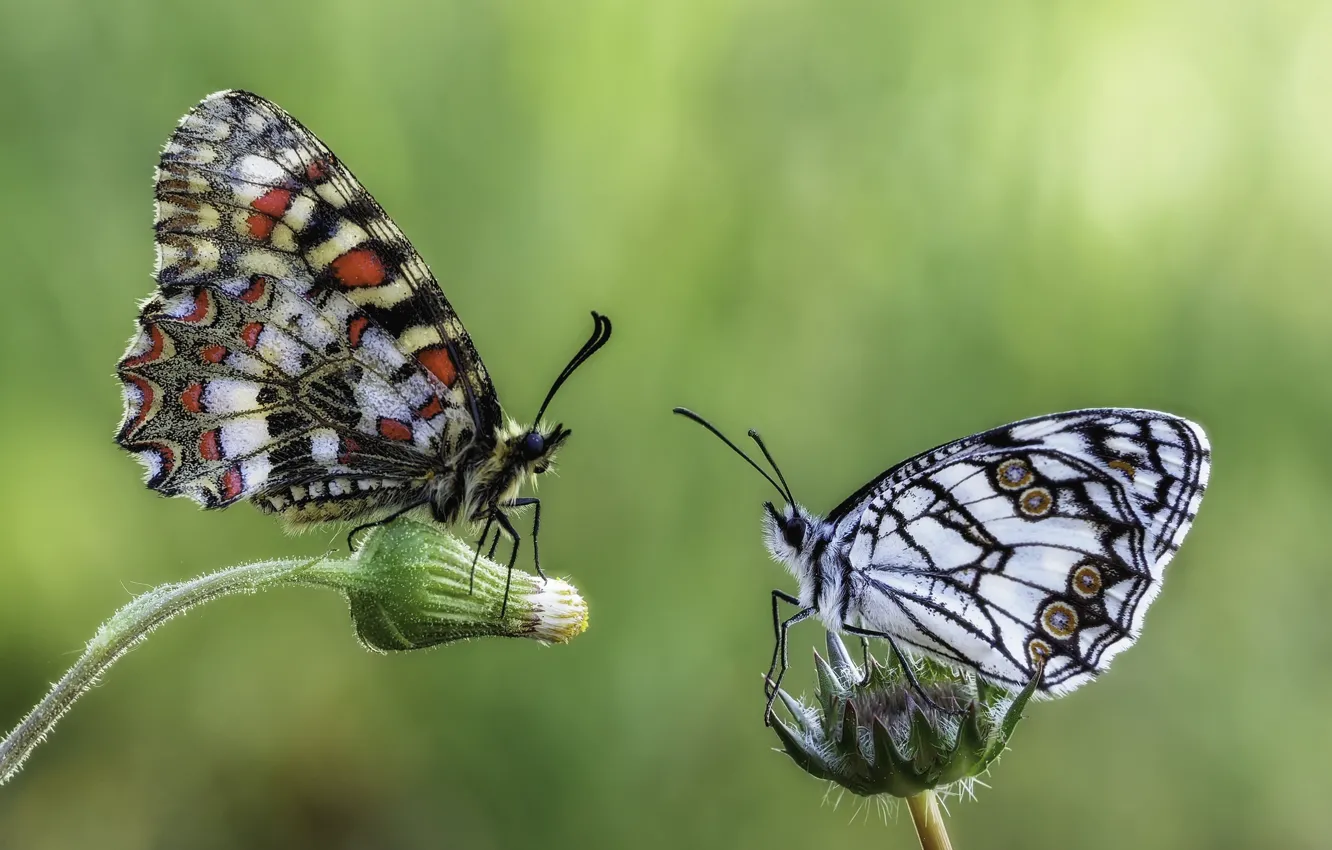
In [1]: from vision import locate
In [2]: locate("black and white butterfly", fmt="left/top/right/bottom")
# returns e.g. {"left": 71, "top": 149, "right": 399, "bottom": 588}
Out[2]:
{"left": 675, "top": 408, "right": 1210, "bottom": 712}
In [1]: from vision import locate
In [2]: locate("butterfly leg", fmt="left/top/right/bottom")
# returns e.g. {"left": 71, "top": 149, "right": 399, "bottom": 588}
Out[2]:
{"left": 841, "top": 625, "right": 964, "bottom": 716}
{"left": 764, "top": 598, "right": 813, "bottom": 726}
{"left": 347, "top": 498, "right": 429, "bottom": 551}
{"left": 766, "top": 590, "right": 802, "bottom": 696}
{"left": 492, "top": 510, "right": 523, "bottom": 618}
{"left": 469, "top": 514, "right": 497, "bottom": 594}
{"left": 858, "top": 637, "right": 872, "bottom": 685}
{"left": 503, "top": 497, "right": 544, "bottom": 581}
{"left": 769, "top": 589, "right": 801, "bottom": 648}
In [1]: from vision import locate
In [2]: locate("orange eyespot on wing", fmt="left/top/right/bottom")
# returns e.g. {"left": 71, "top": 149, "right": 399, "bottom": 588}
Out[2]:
{"left": 416, "top": 346, "right": 457, "bottom": 387}
{"left": 1108, "top": 459, "right": 1136, "bottom": 480}
{"left": 252, "top": 188, "right": 292, "bottom": 217}
{"left": 377, "top": 418, "right": 413, "bottom": 442}
{"left": 181, "top": 383, "right": 204, "bottom": 413}
{"left": 330, "top": 248, "right": 385, "bottom": 287}
{"left": 1019, "top": 487, "right": 1053, "bottom": 517}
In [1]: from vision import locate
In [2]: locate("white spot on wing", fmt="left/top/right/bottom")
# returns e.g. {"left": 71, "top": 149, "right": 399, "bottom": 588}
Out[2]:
{"left": 204, "top": 380, "right": 262, "bottom": 414}
{"left": 236, "top": 154, "right": 289, "bottom": 186}
{"left": 137, "top": 449, "right": 163, "bottom": 480}
{"left": 220, "top": 417, "right": 270, "bottom": 457}
{"left": 180, "top": 113, "right": 231, "bottom": 141}
{"left": 307, "top": 221, "right": 370, "bottom": 271}
{"left": 241, "top": 453, "right": 272, "bottom": 491}
{"left": 311, "top": 429, "right": 339, "bottom": 464}
{"left": 345, "top": 277, "right": 413, "bottom": 308}
{"left": 1156, "top": 443, "right": 1186, "bottom": 476}
{"left": 284, "top": 194, "right": 317, "bottom": 231}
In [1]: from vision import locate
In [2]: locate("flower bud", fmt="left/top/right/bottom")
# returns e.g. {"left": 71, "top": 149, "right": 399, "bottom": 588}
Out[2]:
{"left": 334, "top": 518, "right": 588, "bottom": 651}
{"left": 769, "top": 631, "right": 1038, "bottom": 799}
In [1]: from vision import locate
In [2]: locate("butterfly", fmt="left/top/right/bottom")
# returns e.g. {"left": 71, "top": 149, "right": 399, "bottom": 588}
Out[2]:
{"left": 116, "top": 90, "right": 611, "bottom": 583}
{"left": 675, "top": 407, "right": 1210, "bottom": 716}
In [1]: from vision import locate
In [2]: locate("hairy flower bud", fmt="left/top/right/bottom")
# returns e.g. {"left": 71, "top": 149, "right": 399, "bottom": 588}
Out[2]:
{"left": 332, "top": 518, "right": 588, "bottom": 651}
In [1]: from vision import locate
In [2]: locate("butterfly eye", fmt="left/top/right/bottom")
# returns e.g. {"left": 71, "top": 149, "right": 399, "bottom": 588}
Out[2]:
{"left": 520, "top": 431, "right": 546, "bottom": 461}
{"left": 782, "top": 517, "right": 807, "bottom": 550}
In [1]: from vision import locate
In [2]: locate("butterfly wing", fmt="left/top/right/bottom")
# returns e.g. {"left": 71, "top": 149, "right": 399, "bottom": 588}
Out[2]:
{"left": 831, "top": 409, "right": 1210, "bottom": 694}
{"left": 117, "top": 90, "right": 499, "bottom": 524}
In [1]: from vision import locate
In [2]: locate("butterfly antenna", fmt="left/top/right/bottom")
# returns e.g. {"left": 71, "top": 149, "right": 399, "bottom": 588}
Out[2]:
{"left": 672, "top": 407, "right": 789, "bottom": 503}
{"left": 746, "top": 429, "right": 795, "bottom": 505}
{"left": 533, "top": 312, "right": 612, "bottom": 424}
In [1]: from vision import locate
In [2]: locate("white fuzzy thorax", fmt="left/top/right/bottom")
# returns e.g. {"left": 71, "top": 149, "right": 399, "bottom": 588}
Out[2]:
{"left": 762, "top": 501, "right": 845, "bottom": 627}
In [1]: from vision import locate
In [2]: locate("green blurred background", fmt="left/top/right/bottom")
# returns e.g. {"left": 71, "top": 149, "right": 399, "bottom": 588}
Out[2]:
{"left": 2, "top": 0, "right": 1330, "bottom": 847}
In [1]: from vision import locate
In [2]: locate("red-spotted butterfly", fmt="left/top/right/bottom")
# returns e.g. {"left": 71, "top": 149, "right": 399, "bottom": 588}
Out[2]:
{"left": 117, "top": 91, "right": 611, "bottom": 587}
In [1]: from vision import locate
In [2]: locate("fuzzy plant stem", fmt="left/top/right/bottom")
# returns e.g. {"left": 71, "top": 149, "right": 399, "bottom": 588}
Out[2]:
{"left": 906, "top": 790, "right": 954, "bottom": 850}
{"left": 0, "top": 555, "right": 341, "bottom": 785}
{"left": 0, "top": 519, "right": 587, "bottom": 788}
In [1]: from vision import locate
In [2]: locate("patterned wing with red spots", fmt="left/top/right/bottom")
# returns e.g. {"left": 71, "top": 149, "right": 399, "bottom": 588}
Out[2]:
{"left": 117, "top": 90, "right": 499, "bottom": 524}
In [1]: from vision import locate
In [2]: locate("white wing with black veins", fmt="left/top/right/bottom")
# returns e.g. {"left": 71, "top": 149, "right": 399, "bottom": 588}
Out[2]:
{"left": 833, "top": 409, "right": 1210, "bottom": 694}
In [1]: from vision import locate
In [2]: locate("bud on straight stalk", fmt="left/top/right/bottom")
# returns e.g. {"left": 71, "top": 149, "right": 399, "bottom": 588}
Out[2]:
{"left": 769, "top": 631, "right": 1039, "bottom": 849}
{"left": 0, "top": 518, "right": 587, "bottom": 785}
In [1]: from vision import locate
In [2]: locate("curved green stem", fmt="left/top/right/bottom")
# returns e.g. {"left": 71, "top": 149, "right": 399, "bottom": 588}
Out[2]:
{"left": 0, "top": 554, "right": 345, "bottom": 785}
{"left": 906, "top": 790, "right": 953, "bottom": 850}
{"left": 0, "top": 518, "right": 588, "bottom": 788}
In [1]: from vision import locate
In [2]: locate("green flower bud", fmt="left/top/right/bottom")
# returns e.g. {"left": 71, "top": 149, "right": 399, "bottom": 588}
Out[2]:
{"left": 330, "top": 518, "right": 589, "bottom": 651}
{"left": 769, "top": 631, "right": 1038, "bottom": 799}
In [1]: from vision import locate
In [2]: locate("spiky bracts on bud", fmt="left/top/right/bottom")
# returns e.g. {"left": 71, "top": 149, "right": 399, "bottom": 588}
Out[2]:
{"left": 769, "top": 631, "right": 1038, "bottom": 799}
{"left": 332, "top": 518, "right": 588, "bottom": 651}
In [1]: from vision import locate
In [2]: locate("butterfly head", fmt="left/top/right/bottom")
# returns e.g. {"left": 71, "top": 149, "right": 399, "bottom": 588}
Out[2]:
{"left": 473, "top": 419, "right": 572, "bottom": 511}
{"left": 672, "top": 407, "right": 826, "bottom": 573}
{"left": 472, "top": 313, "right": 611, "bottom": 513}
{"left": 507, "top": 311, "right": 610, "bottom": 481}
{"left": 519, "top": 427, "right": 562, "bottom": 474}
{"left": 762, "top": 500, "right": 816, "bottom": 559}
{"left": 502, "top": 419, "right": 572, "bottom": 479}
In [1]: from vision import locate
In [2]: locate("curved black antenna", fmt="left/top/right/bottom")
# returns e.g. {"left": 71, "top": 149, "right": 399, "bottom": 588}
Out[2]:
{"left": 746, "top": 429, "right": 795, "bottom": 505}
{"left": 672, "top": 407, "right": 789, "bottom": 503}
{"left": 533, "top": 312, "right": 612, "bottom": 424}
